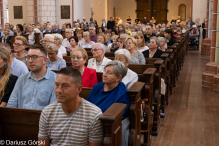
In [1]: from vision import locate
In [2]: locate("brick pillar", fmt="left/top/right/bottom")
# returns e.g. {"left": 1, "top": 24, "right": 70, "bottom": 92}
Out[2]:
{"left": 215, "top": 0, "right": 219, "bottom": 63}
{"left": 0, "top": 0, "right": 4, "bottom": 25}
{"left": 208, "top": 0, "right": 213, "bottom": 38}
{"left": 201, "top": 0, "right": 211, "bottom": 56}
{"left": 206, "top": 0, "right": 209, "bottom": 38}
{"left": 210, "top": 0, "right": 218, "bottom": 62}
{"left": 34, "top": 0, "right": 38, "bottom": 23}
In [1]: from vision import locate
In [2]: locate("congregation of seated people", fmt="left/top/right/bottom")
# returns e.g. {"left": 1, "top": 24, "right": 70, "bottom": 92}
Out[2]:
{"left": 0, "top": 15, "right": 199, "bottom": 145}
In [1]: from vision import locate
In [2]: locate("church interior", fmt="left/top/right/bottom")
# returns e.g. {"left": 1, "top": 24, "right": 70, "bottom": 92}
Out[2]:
{"left": 0, "top": 0, "right": 219, "bottom": 146}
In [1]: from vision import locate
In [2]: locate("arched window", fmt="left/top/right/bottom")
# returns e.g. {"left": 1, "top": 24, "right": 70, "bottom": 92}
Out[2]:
{"left": 178, "top": 4, "right": 186, "bottom": 21}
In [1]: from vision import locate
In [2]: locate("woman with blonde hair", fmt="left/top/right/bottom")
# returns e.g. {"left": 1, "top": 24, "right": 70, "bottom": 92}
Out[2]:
{"left": 134, "top": 33, "right": 149, "bottom": 52}
{"left": 26, "top": 25, "right": 35, "bottom": 44}
{"left": 108, "top": 35, "right": 119, "bottom": 49}
{"left": 2, "top": 29, "right": 10, "bottom": 45}
{"left": 12, "top": 36, "right": 28, "bottom": 65}
{"left": 125, "top": 37, "right": 145, "bottom": 64}
{"left": 0, "top": 48, "right": 18, "bottom": 107}
{"left": 96, "top": 34, "right": 111, "bottom": 52}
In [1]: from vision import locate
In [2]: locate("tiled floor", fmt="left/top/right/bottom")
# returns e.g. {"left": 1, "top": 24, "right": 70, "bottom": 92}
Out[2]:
{"left": 151, "top": 50, "right": 219, "bottom": 146}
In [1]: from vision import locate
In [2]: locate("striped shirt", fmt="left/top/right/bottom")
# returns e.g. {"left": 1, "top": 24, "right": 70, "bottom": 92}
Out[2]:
{"left": 38, "top": 98, "right": 104, "bottom": 146}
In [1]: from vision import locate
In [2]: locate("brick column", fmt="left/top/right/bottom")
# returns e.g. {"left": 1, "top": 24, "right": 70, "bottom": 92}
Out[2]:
{"left": 208, "top": 0, "right": 213, "bottom": 38}
{"left": 201, "top": 0, "right": 211, "bottom": 56}
{"left": 210, "top": 0, "right": 218, "bottom": 62}
{"left": 0, "top": 0, "right": 4, "bottom": 25}
{"left": 34, "top": 0, "right": 38, "bottom": 23}
{"left": 214, "top": 0, "right": 219, "bottom": 63}
{"left": 206, "top": 0, "right": 209, "bottom": 37}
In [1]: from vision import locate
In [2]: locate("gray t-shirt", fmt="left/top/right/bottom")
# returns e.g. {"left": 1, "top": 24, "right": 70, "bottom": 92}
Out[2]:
{"left": 38, "top": 98, "right": 104, "bottom": 146}
{"left": 130, "top": 50, "right": 146, "bottom": 64}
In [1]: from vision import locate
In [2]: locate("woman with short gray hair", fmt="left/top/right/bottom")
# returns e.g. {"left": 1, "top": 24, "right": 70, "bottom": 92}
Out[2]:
{"left": 158, "top": 37, "right": 167, "bottom": 52}
{"left": 115, "top": 49, "right": 138, "bottom": 89}
{"left": 54, "top": 34, "right": 67, "bottom": 56}
{"left": 142, "top": 36, "right": 163, "bottom": 58}
{"left": 87, "top": 60, "right": 130, "bottom": 146}
{"left": 87, "top": 43, "right": 112, "bottom": 72}
{"left": 80, "top": 31, "right": 95, "bottom": 48}
{"left": 46, "top": 44, "right": 66, "bottom": 70}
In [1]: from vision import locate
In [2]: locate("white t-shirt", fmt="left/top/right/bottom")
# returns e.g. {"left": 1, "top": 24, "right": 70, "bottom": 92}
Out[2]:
{"left": 59, "top": 46, "right": 67, "bottom": 55}
{"left": 57, "top": 50, "right": 63, "bottom": 59}
{"left": 80, "top": 41, "right": 95, "bottom": 48}
{"left": 87, "top": 57, "right": 112, "bottom": 72}
{"left": 78, "top": 38, "right": 85, "bottom": 47}
{"left": 122, "top": 68, "right": 138, "bottom": 89}
{"left": 62, "top": 38, "right": 71, "bottom": 48}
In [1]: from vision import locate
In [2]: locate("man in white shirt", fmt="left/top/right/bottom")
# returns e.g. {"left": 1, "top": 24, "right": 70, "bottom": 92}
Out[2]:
{"left": 82, "top": 17, "right": 88, "bottom": 25}
{"left": 62, "top": 29, "right": 72, "bottom": 48}
{"left": 101, "top": 18, "right": 106, "bottom": 28}
{"left": 42, "top": 34, "right": 63, "bottom": 58}
{"left": 117, "top": 17, "right": 123, "bottom": 25}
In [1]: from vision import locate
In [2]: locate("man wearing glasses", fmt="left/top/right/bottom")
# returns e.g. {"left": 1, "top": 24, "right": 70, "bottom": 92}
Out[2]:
{"left": 42, "top": 34, "right": 63, "bottom": 59}
{"left": 7, "top": 45, "right": 57, "bottom": 110}
{"left": 62, "top": 29, "right": 73, "bottom": 48}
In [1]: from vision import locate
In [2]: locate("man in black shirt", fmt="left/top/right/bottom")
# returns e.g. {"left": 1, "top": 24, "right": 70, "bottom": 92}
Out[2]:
{"left": 135, "top": 18, "right": 140, "bottom": 24}
{"left": 143, "top": 17, "right": 149, "bottom": 24}
{"left": 144, "top": 25, "right": 156, "bottom": 46}
{"left": 126, "top": 16, "right": 132, "bottom": 24}
{"left": 107, "top": 17, "right": 115, "bottom": 31}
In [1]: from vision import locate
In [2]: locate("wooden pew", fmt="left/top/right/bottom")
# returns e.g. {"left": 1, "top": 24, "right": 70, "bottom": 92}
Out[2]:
{"left": 34, "top": 33, "right": 40, "bottom": 45}
{"left": 43, "top": 32, "right": 50, "bottom": 37}
{"left": 9, "top": 35, "right": 16, "bottom": 50}
{"left": 128, "top": 61, "right": 163, "bottom": 136}
{"left": 22, "top": 34, "right": 29, "bottom": 42}
{"left": 61, "top": 30, "right": 66, "bottom": 39}
{"left": 0, "top": 104, "right": 126, "bottom": 146}
{"left": 146, "top": 55, "right": 169, "bottom": 116}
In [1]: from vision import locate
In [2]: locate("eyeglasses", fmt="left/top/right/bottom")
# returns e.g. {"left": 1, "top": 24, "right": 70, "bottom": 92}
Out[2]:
{"left": 125, "top": 42, "right": 133, "bottom": 45}
{"left": 91, "top": 49, "right": 101, "bottom": 52}
{"left": 25, "top": 55, "right": 45, "bottom": 61}
{"left": 71, "top": 56, "right": 82, "bottom": 60}
{"left": 48, "top": 53, "right": 56, "bottom": 56}
{"left": 83, "top": 35, "right": 89, "bottom": 37}
{"left": 13, "top": 43, "right": 23, "bottom": 47}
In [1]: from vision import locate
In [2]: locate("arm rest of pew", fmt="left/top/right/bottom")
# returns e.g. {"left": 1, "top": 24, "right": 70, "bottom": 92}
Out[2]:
{"left": 143, "top": 68, "right": 156, "bottom": 107}
{"left": 166, "top": 49, "right": 173, "bottom": 52}
{"left": 99, "top": 103, "right": 127, "bottom": 146}
{"left": 160, "top": 53, "right": 169, "bottom": 61}
{"left": 127, "top": 82, "right": 145, "bottom": 146}
{"left": 154, "top": 60, "right": 164, "bottom": 72}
